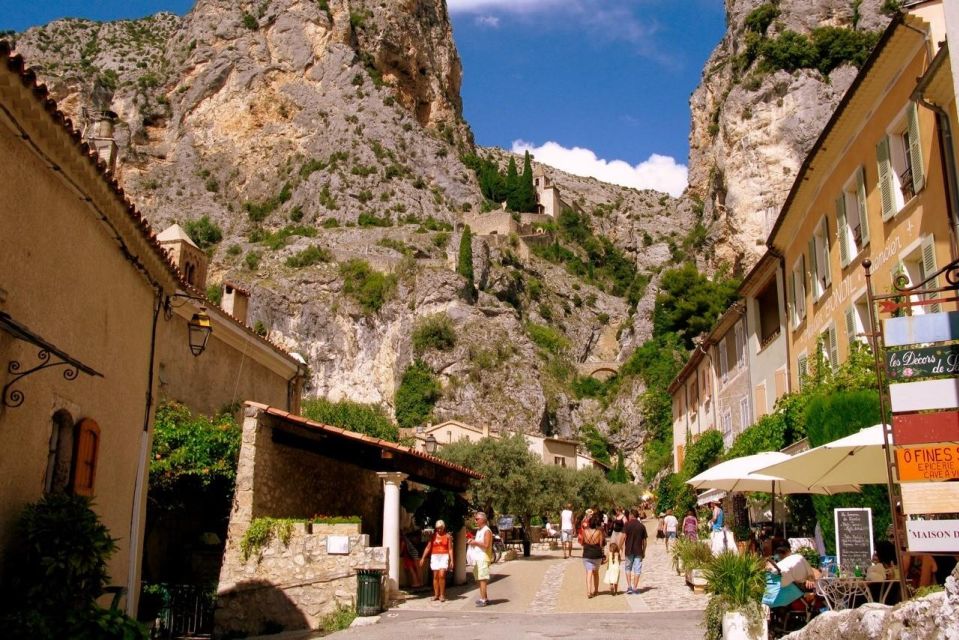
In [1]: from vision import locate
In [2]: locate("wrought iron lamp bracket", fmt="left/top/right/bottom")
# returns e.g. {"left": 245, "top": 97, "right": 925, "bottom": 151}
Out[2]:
{"left": 891, "top": 257, "right": 959, "bottom": 295}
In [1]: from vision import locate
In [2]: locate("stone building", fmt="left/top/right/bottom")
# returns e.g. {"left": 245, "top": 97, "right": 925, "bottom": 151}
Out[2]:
{"left": 217, "top": 403, "right": 479, "bottom": 635}
{"left": 740, "top": 252, "right": 790, "bottom": 420}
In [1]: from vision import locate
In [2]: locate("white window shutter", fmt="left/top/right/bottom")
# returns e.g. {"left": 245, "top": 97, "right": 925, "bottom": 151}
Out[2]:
{"left": 789, "top": 269, "right": 797, "bottom": 328}
{"left": 836, "top": 194, "right": 850, "bottom": 267}
{"left": 799, "top": 255, "right": 807, "bottom": 320}
{"left": 808, "top": 238, "right": 819, "bottom": 299}
{"left": 820, "top": 217, "right": 832, "bottom": 287}
{"left": 828, "top": 325, "right": 839, "bottom": 368}
{"left": 719, "top": 338, "right": 729, "bottom": 383}
{"left": 921, "top": 234, "right": 940, "bottom": 313}
{"left": 857, "top": 167, "right": 870, "bottom": 246}
{"left": 877, "top": 137, "right": 895, "bottom": 220}
{"left": 735, "top": 322, "right": 745, "bottom": 368}
{"left": 908, "top": 102, "right": 925, "bottom": 193}
{"left": 845, "top": 306, "right": 857, "bottom": 345}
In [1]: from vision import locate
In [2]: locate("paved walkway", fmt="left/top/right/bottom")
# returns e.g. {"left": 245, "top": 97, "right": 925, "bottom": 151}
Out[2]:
{"left": 327, "top": 520, "right": 706, "bottom": 639}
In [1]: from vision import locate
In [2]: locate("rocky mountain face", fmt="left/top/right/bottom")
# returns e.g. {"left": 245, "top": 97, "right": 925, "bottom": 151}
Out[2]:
{"left": 687, "top": 0, "right": 890, "bottom": 272}
{"left": 10, "top": 0, "right": 698, "bottom": 468}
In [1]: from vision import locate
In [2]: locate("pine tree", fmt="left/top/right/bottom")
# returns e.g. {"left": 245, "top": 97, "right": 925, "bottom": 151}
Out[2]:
{"left": 457, "top": 225, "right": 476, "bottom": 303}
{"left": 505, "top": 157, "right": 520, "bottom": 210}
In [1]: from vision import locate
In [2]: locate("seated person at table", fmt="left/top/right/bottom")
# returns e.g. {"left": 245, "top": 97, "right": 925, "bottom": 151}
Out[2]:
{"left": 774, "top": 544, "right": 821, "bottom": 590}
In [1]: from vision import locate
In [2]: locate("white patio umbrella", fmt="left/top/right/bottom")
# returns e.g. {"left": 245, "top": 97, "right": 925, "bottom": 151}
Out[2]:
{"left": 755, "top": 425, "right": 889, "bottom": 489}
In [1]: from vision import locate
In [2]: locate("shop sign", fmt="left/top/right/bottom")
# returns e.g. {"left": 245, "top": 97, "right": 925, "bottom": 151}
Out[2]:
{"left": 890, "top": 379, "right": 959, "bottom": 413}
{"left": 901, "top": 483, "right": 959, "bottom": 515}
{"left": 885, "top": 344, "right": 959, "bottom": 380}
{"left": 884, "top": 312, "right": 959, "bottom": 347}
{"left": 895, "top": 444, "right": 959, "bottom": 481}
{"left": 905, "top": 519, "right": 959, "bottom": 553}
{"left": 893, "top": 411, "right": 959, "bottom": 445}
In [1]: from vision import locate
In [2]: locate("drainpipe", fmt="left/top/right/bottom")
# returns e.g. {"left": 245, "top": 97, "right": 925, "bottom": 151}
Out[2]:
{"left": 913, "top": 91, "right": 959, "bottom": 260}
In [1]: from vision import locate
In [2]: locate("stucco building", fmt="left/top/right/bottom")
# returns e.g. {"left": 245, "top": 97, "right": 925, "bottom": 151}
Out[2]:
{"left": 741, "top": 252, "right": 790, "bottom": 420}
{"left": 768, "top": 8, "right": 958, "bottom": 389}
{"left": 669, "top": 342, "right": 719, "bottom": 473}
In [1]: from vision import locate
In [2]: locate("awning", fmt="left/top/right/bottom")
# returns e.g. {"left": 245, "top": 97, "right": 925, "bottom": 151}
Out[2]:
{"left": 697, "top": 488, "right": 727, "bottom": 506}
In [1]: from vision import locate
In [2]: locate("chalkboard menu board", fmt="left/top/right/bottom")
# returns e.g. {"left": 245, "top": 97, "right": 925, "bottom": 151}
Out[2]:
{"left": 834, "top": 508, "right": 874, "bottom": 571}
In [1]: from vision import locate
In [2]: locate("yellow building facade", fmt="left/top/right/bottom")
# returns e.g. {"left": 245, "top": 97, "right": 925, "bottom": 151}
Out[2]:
{"left": 768, "top": 9, "right": 957, "bottom": 388}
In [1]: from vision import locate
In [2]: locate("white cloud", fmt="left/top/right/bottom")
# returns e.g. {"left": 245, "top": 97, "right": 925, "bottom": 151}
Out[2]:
{"left": 512, "top": 140, "right": 688, "bottom": 198}
{"left": 475, "top": 15, "right": 501, "bottom": 28}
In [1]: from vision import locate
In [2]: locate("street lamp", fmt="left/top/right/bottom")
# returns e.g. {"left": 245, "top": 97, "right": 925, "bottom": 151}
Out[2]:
{"left": 424, "top": 433, "right": 438, "bottom": 454}
{"left": 187, "top": 309, "right": 213, "bottom": 357}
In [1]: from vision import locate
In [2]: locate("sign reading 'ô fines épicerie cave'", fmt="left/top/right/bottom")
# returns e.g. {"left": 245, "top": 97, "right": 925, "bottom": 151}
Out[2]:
{"left": 886, "top": 344, "right": 959, "bottom": 380}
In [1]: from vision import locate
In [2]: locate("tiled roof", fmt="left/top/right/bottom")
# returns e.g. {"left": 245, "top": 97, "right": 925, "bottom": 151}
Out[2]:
{"left": 0, "top": 41, "right": 297, "bottom": 366}
{"left": 249, "top": 402, "right": 483, "bottom": 479}
{"left": 157, "top": 223, "right": 200, "bottom": 249}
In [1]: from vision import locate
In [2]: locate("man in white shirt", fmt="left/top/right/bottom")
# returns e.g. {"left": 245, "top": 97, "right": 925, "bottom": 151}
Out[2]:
{"left": 469, "top": 511, "right": 493, "bottom": 607}
{"left": 560, "top": 503, "right": 575, "bottom": 559}
{"left": 774, "top": 544, "right": 821, "bottom": 589}
{"left": 663, "top": 509, "right": 679, "bottom": 550}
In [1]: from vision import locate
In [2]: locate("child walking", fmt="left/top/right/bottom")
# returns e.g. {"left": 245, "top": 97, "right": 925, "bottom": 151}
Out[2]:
{"left": 604, "top": 541, "right": 622, "bottom": 595}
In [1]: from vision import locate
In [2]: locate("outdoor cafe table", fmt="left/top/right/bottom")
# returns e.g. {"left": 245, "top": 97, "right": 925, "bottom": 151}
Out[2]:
{"left": 815, "top": 577, "right": 899, "bottom": 610}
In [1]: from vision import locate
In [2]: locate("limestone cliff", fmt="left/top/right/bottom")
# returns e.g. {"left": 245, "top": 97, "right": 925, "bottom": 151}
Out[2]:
{"left": 9, "top": 0, "right": 697, "bottom": 459}
{"left": 688, "top": 0, "right": 891, "bottom": 272}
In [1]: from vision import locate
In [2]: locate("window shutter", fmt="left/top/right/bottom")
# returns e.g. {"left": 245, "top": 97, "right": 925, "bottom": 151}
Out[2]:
{"left": 845, "top": 306, "right": 857, "bottom": 346}
{"left": 908, "top": 102, "right": 925, "bottom": 193}
{"left": 798, "top": 255, "right": 807, "bottom": 320}
{"left": 735, "top": 322, "right": 745, "bottom": 368}
{"left": 921, "top": 234, "right": 940, "bottom": 313}
{"left": 788, "top": 269, "right": 797, "bottom": 327}
{"left": 857, "top": 167, "right": 870, "bottom": 246}
{"left": 808, "top": 238, "right": 819, "bottom": 299}
{"left": 836, "top": 194, "right": 850, "bottom": 267}
{"left": 719, "top": 337, "right": 729, "bottom": 383}
{"left": 820, "top": 217, "right": 832, "bottom": 287}
{"left": 877, "top": 137, "right": 895, "bottom": 220}
{"left": 754, "top": 384, "right": 767, "bottom": 419}
{"left": 828, "top": 325, "right": 839, "bottom": 368}
{"left": 71, "top": 418, "right": 100, "bottom": 497}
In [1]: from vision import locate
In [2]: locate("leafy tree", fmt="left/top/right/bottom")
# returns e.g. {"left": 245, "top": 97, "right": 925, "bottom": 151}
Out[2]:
{"left": 608, "top": 452, "right": 629, "bottom": 484}
{"left": 744, "top": 3, "right": 779, "bottom": 35}
{"left": 303, "top": 397, "right": 398, "bottom": 441}
{"left": 184, "top": 215, "right": 223, "bottom": 250}
{"left": 652, "top": 264, "right": 740, "bottom": 349}
{"left": 457, "top": 226, "right": 476, "bottom": 303}
{"left": 395, "top": 360, "right": 441, "bottom": 428}
{"left": 580, "top": 424, "right": 612, "bottom": 466}
{"left": 681, "top": 429, "right": 724, "bottom": 480}
{"left": 150, "top": 401, "right": 241, "bottom": 510}
{"left": 723, "top": 412, "right": 787, "bottom": 461}
{"left": 509, "top": 151, "right": 537, "bottom": 213}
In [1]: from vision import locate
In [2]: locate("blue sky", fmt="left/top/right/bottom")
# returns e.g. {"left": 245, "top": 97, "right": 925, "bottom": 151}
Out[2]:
{"left": 0, "top": 0, "right": 725, "bottom": 196}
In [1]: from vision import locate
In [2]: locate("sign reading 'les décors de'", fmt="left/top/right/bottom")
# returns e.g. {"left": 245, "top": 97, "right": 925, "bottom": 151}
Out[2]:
{"left": 886, "top": 344, "right": 959, "bottom": 380}
{"left": 905, "top": 519, "right": 959, "bottom": 553}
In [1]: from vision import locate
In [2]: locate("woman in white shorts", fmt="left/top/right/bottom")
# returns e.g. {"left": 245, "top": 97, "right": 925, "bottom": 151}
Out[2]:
{"left": 420, "top": 520, "right": 454, "bottom": 602}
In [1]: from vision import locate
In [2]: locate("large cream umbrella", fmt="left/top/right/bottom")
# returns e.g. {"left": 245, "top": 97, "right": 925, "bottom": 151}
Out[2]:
{"left": 754, "top": 425, "right": 888, "bottom": 489}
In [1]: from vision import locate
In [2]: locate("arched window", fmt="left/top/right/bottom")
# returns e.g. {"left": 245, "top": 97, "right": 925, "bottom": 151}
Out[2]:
{"left": 44, "top": 409, "right": 74, "bottom": 494}
{"left": 71, "top": 418, "right": 101, "bottom": 497}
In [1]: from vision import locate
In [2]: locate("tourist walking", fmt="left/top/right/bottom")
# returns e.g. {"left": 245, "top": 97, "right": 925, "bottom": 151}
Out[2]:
{"left": 663, "top": 509, "right": 678, "bottom": 550}
{"left": 419, "top": 520, "right": 454, "bottom": 602}
{"left": 581, "top": 513, "right": 605, "bottom": 598}
{"left": 604, "top": 541, "right": 622, "bottom": 595}
{"left": 682, "top": 509, "right": 698, "bottom": 540}
{"left": 623, "top": 508, "right": 647, "bottom": 594}
{"left": 469, "top": 511, "right": 493, "bottom": 607}
{"left": 560, "top": 502, "right": 575, "bottom": 559}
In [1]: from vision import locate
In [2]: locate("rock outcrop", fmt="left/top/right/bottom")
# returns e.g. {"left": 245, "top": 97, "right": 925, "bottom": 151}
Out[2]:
{"left": 687, "top": 0, "right": 890, "bottom": 271}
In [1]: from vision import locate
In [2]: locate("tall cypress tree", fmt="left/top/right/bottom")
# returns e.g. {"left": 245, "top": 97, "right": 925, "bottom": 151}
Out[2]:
{"left": 505, "top": 157, "right": 520, "bottom": 210}
{"left": 516, "top": 151, "right": 537, "bottom": 213}
{"left": 457, "top": 225, "right": 476, "bottom": 303}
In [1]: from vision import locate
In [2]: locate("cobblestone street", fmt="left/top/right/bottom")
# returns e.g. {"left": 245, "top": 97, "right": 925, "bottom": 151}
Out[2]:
{"left": 326, "top": 520, "right": 706, "bottom": 639}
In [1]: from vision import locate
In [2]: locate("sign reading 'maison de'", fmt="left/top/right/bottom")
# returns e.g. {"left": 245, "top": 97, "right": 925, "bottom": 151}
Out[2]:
{"left": 886, "top": 344, "right": 959, "bottom": 379}
{"left": 905, "top": 519, "right": 959, "bottom": 553}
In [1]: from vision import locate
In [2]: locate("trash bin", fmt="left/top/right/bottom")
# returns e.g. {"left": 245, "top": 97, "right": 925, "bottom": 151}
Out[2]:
{"left": 356, "top": 569, "right": 383, "bottom": 616}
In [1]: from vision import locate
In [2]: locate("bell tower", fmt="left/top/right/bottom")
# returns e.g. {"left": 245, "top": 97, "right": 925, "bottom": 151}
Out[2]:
{"left": 157, "top": 224, "right": 209, "bottom": 290}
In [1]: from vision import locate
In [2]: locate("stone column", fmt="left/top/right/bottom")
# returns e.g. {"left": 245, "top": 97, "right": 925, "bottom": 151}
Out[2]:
{"left": 454, "top": 527, "right": 467, "bottom": 585}
{"left": 377, "top": 472, "right": 407, "bottom": 594}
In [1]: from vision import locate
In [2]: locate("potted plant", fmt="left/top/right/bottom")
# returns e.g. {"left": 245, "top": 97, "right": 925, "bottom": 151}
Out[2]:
{"left": 673, "top": 538, "right": 714, "bottom": 591}
{"left": 702, "top": 552, "right": 767, "bottom": 640}
{"left": 529, "top": 515, "right": 543, "bottom": 543}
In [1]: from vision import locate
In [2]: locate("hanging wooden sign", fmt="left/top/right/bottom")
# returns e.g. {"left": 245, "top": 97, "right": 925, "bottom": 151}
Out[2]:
{"left": 884, "top": 312, "right": 959, "bottom": 347}
{"left": 895, "top": 444, "right": 959, "bottom": 481}
{"left": 893, "top": 411, "right": 959, "bottom": 445}
{"left": 890, "top": 379, "right": 959, "bottom": 413}
{"left": 885, "top": 344, "right": 959, "bottom": 379}
{"left": 901, "top": 483, "right": 959, "bottom": 515}
{"left": 905, "top": 519, "right": 959, "bottom": 553}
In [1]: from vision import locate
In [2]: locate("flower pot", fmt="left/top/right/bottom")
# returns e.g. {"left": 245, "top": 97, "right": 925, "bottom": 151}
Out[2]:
{"left": 530, "top": 526, "right": 543, "bottom": 543}
{"left": 686, "top": 568, "right": 708, "bottom": 593}
{"left": 721, "top": 611, "right": 767, "bottom": 640}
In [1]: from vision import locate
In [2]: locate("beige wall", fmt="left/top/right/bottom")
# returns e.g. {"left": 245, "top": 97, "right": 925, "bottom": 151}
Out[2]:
{"left": 777, "top": 40, "right": 955, "bottom": 388}
{"left": 157, "top": 308, "right": 295, "bottom": 417}
{"left": 0, "top": 105, "right": 162, "bottom": 600}
{"left": 542, "top": 439, "right": 577, "bottom": 467}
{"left": 745, "top": 265, "right": 789, "bottom": 419}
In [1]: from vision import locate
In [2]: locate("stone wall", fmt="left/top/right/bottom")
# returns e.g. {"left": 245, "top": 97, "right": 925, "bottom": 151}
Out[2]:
{"left": 216, "top": 523, "right": 387, "bottom": 636}
{"left": 463, "top": 211, "right": 517, "bottom": 237}
{"left": 216, "top": 408, "right": 388, "bottom": 635}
